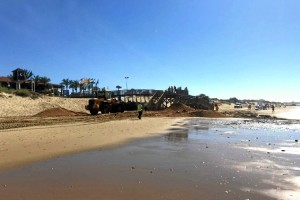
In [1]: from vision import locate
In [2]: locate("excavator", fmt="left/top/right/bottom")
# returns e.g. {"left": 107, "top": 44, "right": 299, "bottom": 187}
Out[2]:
{"left": 85, "top": 90, "right": 125, "bottom": 115}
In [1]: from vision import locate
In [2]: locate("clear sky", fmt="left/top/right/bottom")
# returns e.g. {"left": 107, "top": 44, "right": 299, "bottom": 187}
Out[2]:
{"left": 0, "top": 0, "right": 299, "bottom": 102}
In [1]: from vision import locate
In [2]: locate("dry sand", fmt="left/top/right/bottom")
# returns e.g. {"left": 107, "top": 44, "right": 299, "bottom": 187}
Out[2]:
{"left": 0, "top": 93, "right": 89, "bottom": 117}
{"left": 0, "top": 117, "right": 178, "bottom": 170}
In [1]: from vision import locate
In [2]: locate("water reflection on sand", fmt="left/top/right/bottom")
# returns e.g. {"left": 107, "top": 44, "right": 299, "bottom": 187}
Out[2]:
{"left": 0, "top": 118, "right": 299, "bottom": 200}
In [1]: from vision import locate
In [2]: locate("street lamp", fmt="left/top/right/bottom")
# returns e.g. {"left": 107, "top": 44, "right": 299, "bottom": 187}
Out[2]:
{"left": 125, "top": 76, "right": 129, "bottom": 90}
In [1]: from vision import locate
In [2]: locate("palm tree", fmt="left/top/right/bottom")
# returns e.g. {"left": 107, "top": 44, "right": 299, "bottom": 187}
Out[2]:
{"left": 69, "top": 80, "right": 79, "bottom": 93}
{"left": 116, "top": 85, "right": 122, "bottom": 90}
{"left": 40, "top": 76, "right": 51, "bottom": 84}
{"left": 40, "top": 76, "right": 51, "bottom": 90}
{"left": 61, "top": 78, "right": 70, "bottom": 90}
{"left": 79, "top": 82, "right": 85, "bottom": 94}
{"left": 69, "top": 80, "right": 75, "bottom": 93}
{"left": 33, "top": 75, "right": 41, "bottom": 85}
{"left": 33, "top": 76, "right": 51, "bottom": 91}
{"left": 116, "top": 85, "right": 122, "bottom": 100}
{"left": 89, "top": 78, "right": 96, "bottom": 94}
{"left": 23, "top": 69, "right": 34, "bottom": 80}
{"left": 69, "top": 80, "right": 80, "bottom": 93}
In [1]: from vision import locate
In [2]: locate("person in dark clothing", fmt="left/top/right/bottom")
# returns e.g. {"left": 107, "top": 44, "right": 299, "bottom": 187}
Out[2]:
{"left": 271, "top": 105, "right": 275, "bottom": 112}
{"left": 137, "top": 102, "right": 143, "bottom": 119}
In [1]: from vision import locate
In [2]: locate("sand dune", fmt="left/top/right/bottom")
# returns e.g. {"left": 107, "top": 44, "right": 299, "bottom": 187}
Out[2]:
{"left": 0, "top": 93, "right": 89, "bottom": 117}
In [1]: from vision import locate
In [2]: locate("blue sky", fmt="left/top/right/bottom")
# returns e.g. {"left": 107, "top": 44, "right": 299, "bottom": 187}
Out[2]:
{"left": 0, "top": 0, "right": 299, "bottom": 102}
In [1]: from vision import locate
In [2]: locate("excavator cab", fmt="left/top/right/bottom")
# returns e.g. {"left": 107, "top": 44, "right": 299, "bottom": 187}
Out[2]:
{"left": 96, "top": 90, "right": 112, "bottom": 100}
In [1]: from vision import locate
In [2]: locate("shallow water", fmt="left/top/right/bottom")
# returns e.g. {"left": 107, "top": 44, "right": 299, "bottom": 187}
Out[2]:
{"left": 1, "top": 118, "right": 300, "bottom": 200}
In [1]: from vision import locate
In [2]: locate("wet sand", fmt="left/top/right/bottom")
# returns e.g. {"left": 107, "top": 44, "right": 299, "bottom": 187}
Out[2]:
{"left": 1, "top": 118, "right": 299, "bottom": 200}
{"left": 0, "top": 117, "right": 177, "bottom": 170}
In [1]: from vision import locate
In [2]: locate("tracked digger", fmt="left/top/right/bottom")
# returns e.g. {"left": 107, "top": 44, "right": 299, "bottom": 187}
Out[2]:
{"left": 85, "top": 90, "right": 125, "bottom": 115}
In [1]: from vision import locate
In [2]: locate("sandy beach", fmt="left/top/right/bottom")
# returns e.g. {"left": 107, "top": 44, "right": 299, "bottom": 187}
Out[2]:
{"left": 0, "top": 94, "right": 299, "bottom": 171}
{"left": 0, "top": 117, "right": 177, "bottom": 170}
{"left": 1, "top": 117, "right": 299, "bottom": 200}
{"left": 1, "top": 94, "right": 300, "bottom": 199}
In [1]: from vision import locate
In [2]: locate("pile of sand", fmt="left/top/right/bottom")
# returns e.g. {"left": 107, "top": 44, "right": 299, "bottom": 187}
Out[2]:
{"left": 167, "top": 102, "right": 195, "bottom": 112}
{"left": 161, "top": 102, "right": 226, "bottom": 118}
{"left": 33, "top": 107, "right": 80, "bottom": 117}
{"left": 0, "top": 93, "right": 89, "bottom": 117}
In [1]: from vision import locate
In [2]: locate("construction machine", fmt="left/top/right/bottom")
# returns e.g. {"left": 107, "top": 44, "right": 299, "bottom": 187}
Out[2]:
{"left": 85, "top": 90, "right": 125, "bottom": 115}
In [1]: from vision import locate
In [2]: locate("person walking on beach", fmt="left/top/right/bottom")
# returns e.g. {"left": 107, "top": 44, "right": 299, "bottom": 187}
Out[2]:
{"left": 214, "top": 103, "right": 219, "bottom": 111}
{"left": 271, "top": 105, "right": 275, "bottom": 113}
{"left": 137, "top": 102, "right": 143, "bottom": 119}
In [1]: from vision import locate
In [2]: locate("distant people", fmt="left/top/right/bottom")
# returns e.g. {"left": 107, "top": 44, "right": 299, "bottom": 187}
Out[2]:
{"left": 214, "top": 103, "right": 219, "bottom": 111}
{"left": 271, "top": 105, "right": 275, "bottom": 112}
{"left": 248, "top": 104, "right": 251, "bottom": 110}
{"left": 137, "top": 102, "right": 143, "bottom": 119}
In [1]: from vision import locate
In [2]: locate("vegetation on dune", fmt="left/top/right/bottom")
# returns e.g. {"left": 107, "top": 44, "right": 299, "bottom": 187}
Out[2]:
{"left": 0, "top": 86, "right": 12, "bottom": 94}
{"left": 0, "top": 87, "right": 40, "bottom": 99}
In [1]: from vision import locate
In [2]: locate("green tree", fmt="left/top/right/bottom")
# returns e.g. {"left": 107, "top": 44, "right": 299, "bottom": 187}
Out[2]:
{"left": 8, "top": 68, "right": 34, "bottom": 80}
{"left": 73, "top": 80, "right": 80, "bottom": 93}
{"left": 33, "top": 75, "right": 42, "bottom": 85}
{"left": 40, "top": 76, "right": 51, "bottom": 85}
{"left": 61, "top": 78, "right": 70, "bottom": 90}
{"left": 69, "top": 80, "right": 75, "bottom": 93}
{"left": 116, "top": 85, "right": 122, "bottom": 90}
{"left": 33, "top": 76, "right": 51, "bottom": 90}
{"left": 23, "top": 69, "right": 34, "bottom": 80}
{"left": 88, "top": 78, "right": 95, "bottom": 94}
{"left": 69, "top": 80, "right": 80, "bottom": 93}
{"left": 79, "top": 82, "right": 85, "bottom": 94}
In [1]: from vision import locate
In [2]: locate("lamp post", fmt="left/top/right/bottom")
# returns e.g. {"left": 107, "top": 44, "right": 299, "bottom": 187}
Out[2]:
{"left": 125, "top": 76, "right": 129, "bottom": 90}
